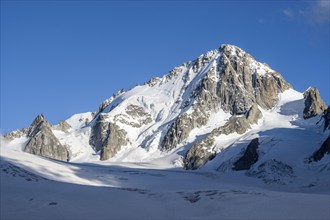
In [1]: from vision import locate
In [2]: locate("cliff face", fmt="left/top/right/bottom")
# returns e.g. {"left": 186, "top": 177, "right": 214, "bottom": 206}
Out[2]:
{"left": 303, "top": 87, "right": 327, "bottom": 119}
{"left": 25, "top": 114, "right": 70, "bottom": 161}
{"left": 90, "top": 114, "right": 128, "bottom": 161}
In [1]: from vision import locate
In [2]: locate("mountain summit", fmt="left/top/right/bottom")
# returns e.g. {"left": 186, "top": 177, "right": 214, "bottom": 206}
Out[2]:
{"left": 3, "top": 44, "right": 329, "bottom": 182}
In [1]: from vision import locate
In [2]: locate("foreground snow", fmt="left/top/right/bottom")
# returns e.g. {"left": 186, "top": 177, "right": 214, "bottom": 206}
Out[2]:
{"left": 1, "top": 144, "right": 329, "bottom": 219}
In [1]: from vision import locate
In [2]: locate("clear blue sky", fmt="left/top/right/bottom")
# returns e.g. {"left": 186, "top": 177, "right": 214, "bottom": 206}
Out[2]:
{"left": 1, "top": 0, "right": 329, "bottom": 133}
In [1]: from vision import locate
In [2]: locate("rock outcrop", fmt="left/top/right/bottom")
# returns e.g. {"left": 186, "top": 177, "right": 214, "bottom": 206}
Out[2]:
{"left": 24, "top": 114, "right": 70, "bottom": 162}
{"left": 161, "top": 53, "right": 218, "bottom": 151}
{"left": 162, "top": 113, "right": 198, "bottom": 151}
{"left": 218, "top": 45, "right": 291, "bottom": 112}
{"left": 303, "top": 87, "right": 327, "bottom": 119}
{"left": 3, "top": 128, "right": 28, "bottom": 141}
{"left": 161, "top": 44, "right": 290, "bottom": 152}
{"left": 114, "top": 104, "right": 152, "bottom": 128}
{"left": 323, "top": 106, "right": 330, "bottom": 130}
{"left": 89, "top": 114, "right": 128, "bottom": 160}
{"left": 232, "top": 138, "right": 259, "bottom": 171}
{"left": 308, "top": 136, "right": 330, "bottom": 163}
{"left": 51, "top": 120, "right": 71, "bottom": 132}
{"left": 184, "top": 104, "right": 262, "bottom": 170}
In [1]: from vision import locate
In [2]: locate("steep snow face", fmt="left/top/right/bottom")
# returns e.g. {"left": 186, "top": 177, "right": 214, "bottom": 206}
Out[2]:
{"left": 65, "top": 112, "right": 94, "bottom": 130}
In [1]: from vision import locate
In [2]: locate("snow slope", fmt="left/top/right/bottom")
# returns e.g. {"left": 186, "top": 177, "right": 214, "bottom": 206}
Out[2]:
{"left": 1, "top": 143, "right": 329, "bottom": 219}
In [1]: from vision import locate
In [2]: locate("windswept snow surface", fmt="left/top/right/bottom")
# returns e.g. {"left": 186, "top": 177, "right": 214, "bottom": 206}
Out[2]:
{"left": 65, "top": 112, "right": 94, "bottom": 130}
{"left": 1, "top": 131, "right": 329, "bottom": 219}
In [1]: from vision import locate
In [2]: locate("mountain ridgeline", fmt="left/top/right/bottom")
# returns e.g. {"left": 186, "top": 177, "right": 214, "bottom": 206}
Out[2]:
{"left": 4, "top": 44, "right": 329, "bottom": 174}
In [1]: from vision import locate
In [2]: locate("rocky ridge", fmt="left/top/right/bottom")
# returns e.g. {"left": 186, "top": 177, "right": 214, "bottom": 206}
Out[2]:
{"left": 184, "top": 103, "right": 262, "bottom": 169}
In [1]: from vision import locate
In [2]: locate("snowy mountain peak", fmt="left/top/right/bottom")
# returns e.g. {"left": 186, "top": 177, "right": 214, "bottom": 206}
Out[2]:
{"left": 2, "top": 44, "right": 329, "bottom": 181}
{"left": 219, "top": 43, "right": 242, "bottom": 54}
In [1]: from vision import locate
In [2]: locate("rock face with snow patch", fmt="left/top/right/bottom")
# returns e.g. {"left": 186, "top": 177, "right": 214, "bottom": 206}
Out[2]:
{"left": 161, "top": 45, "right": 290, "bottom": 152}
{"left": 24, "top": 114, "right": 70, "bottom": 162}
{"left": 51, "top": 121, "right": 71, "bottom": 132}
{"left": 162, "top": 113, "right": 199, "bottom": 151}
{"left": 117, "top": 104, "right": 153, "bottom": 128}
{"left": 89, "top": 114, "right": 128, "bottom": 160}
{"left": 184, "top": 104, "right": 262, "bottom": 170}
{"left": 303, "top": 87, "right": 327, "bottom": 119}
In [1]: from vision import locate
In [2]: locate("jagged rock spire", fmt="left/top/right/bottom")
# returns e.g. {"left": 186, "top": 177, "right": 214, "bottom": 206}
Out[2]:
{"left": 24, "top": 114, "right": 70, "bottom": 162}
{"left": 303, "top": 87, "right": 327, "bottom": 119}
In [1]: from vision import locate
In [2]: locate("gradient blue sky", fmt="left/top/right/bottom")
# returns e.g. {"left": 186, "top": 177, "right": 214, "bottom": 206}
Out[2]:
{"left": 1, "top": 0, "right": 329, "bottom": 133}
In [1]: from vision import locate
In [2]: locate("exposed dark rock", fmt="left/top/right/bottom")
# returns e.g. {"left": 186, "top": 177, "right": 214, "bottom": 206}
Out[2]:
{"left": 303, "top": 87, "right": 327, "bottom": 119}
{"left": 24, "top": 114, "right": 70, "bottom": 162}
{"left": 232, "top": 138, "right": 259, "bottom": 171}
{"left": 323, "top": 106, "right": 330, "bottom": 130}
{"left": 218, "top": 45, "right": 291, "bottom": 113}
{"left": 246, "top": 103, "right": 262, "bottom": 124}
{"left": 162, "top": 113, "right": 197, "bottom": 151}
{"left": 27, "top": 114, "right": 47, "bottom": 137}
{"left": 89, "top": 114, "right": 128, "bottom": 160}
{"left": 184, "top": 105, "right": 262, "bottom": 170}
{"left": 184, "top": 140, "right": 216, "bottom": 170}
{"left": 89, "top": 114, "right": 111, "bottom": 152}
{"left": 254, "top": 72, "right": 291, "bottom": 109}
{"left": 100, "top": 123, "right": 128, "bottom": 160}
{"left": 308, "top": 136, "right": 330, "bottom": 163}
